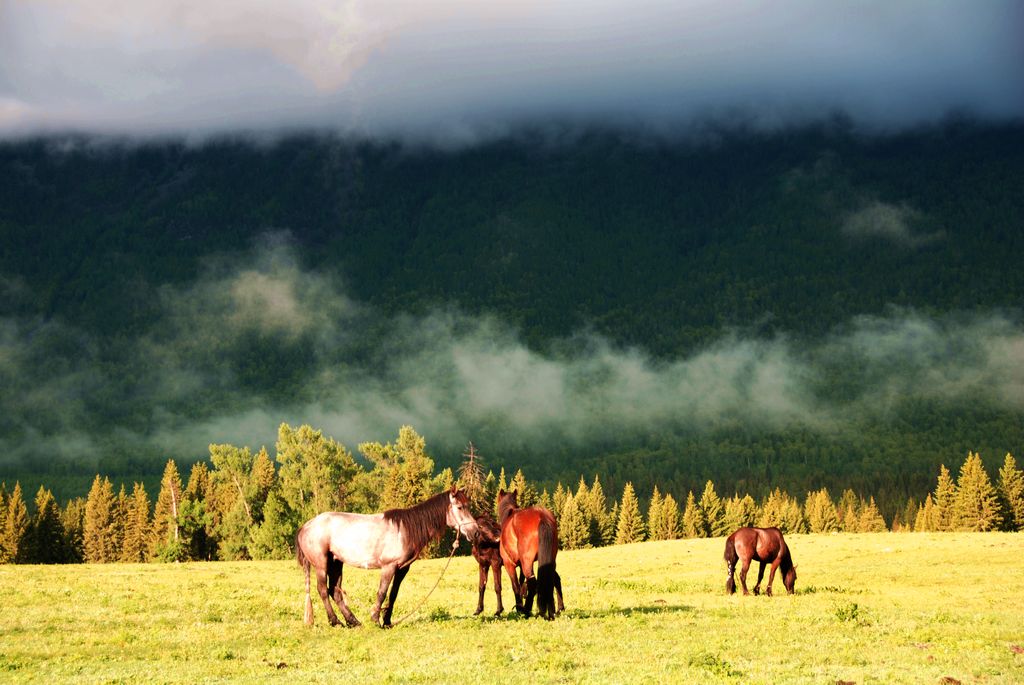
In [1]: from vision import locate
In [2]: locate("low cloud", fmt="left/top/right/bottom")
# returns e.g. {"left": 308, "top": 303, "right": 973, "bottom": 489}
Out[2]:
{"left": 842, "top": 201, "right": 944, "bottom": 248}
{"left": 1, "top": 240, "right": 1021, "bottom": 471}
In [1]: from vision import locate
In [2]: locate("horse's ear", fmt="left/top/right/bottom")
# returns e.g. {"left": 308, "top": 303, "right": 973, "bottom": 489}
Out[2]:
{"left": 512, "top": 489, "right": 518, "bottom": 498}
{"left": 450, "top": 484, "right": 458, "bottom": 495}
{"left": 498, "top": 488, "right": 505, "bottom": 497}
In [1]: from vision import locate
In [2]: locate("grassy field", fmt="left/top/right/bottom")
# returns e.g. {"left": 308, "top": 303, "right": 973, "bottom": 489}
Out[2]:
{"left": 1, "top": 532, "right": 1022, "bottom": 684}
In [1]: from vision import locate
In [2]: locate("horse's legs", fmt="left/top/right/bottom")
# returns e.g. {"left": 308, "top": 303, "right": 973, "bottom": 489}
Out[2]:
{"left": 371, "top": 564, "right": 397, "bottom": 626}
{"left": 554, "top": 570, "right": 564, "bottom": 614}
{"left": 765, "top": 558, "right": 781, "bottom": 597}
{"left": 753, "top": 561, "right": 767, "bottom": 596}
{"left": 519, "top": 553, "right": 538, "bottom": 616}
{"left": 475, "top": 563, "right": 487, "bottom": 615}
{"left": 503, "top": 558, "right": 524, "bottom": 613}
{"left": 328, "top": 559, "right": 361, "bottom": 627}
{"left": 315, "top": 566, "right": 343, "bottom": 626}
{"left": 381, "top": 564, "right": 410, "bottom": 628}
{"left": 491, "top": 561, "right": 504, "bottom": 615}
{"left": 739, "top": 557, "right": 752, "bottom": 595}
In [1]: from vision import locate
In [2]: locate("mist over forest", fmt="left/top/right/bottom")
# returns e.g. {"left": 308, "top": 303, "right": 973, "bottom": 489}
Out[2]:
{"left": 2, "top": 119, "right": 1023, "bottom": 513}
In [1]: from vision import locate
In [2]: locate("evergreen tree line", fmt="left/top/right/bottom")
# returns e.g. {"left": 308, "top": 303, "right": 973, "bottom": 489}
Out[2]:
{"left": 2, "top": 428, "right": 1021, "bottom": 565}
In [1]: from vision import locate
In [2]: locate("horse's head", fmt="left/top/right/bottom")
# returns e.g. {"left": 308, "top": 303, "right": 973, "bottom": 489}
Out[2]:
{"left": 447, "top": 486, "right": 479, "bottom": 541}
{"left": 783, "top": 564, "right": 797, "bottom": 595}
{"left": 496, "top": 489, "right": 519, "bottom": 524}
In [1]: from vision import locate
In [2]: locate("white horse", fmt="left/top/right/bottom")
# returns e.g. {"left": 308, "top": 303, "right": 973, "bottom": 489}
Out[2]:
{"left": 296, "top": 486, "right": 479, "bottom": 628}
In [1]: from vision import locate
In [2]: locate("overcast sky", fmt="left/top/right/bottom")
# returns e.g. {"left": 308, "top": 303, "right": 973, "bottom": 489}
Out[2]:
{"left": 1, "top": 1, "right": 1021, "bottom": 141}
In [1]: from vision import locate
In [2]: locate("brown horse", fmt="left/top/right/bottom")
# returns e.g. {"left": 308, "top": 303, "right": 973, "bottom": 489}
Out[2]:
{"left": 724, "top": 526, "right": 797, "bottom": 596}
{"left": 497, "top": 489, "right": 564, "bottom": 620}
{"left": 295, "top": 487, "right": 479, "bottom": 628}
{"left": 470, "top": 514, "right": 504, "bottom": 616}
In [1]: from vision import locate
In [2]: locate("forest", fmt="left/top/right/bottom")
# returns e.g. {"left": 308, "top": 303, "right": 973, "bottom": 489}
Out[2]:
{"left": 1, "top": 119, "right": 1023, "bottom": 519}
{"left": 0, "top": 423, "right": 1021, "bottom": 564}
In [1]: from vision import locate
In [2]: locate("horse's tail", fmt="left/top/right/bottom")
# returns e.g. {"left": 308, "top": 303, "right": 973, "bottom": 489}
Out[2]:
{"left": 724, "top": 535, "right": 737, "bottom": 595}
{"left": 536, "top": 516, "right": 557, "bottom": 620}
{"left": 296, "top": 528, "right": 314, "bottom": 626}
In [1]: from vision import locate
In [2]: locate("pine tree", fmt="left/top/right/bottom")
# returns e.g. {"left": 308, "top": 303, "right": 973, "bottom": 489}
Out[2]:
{"left": 723, "top": 494, "right": 757, "bottom": 532}
{"left": 586, "top": 475, "right": 611, "bottom": 546}
{"left": 152, "top": 459, "right": 183, "bottom": 558}
{"left": 559, "top": 493, "right": 590, "bottom": 550}
{"left": 804, "top": 488, "right": 839, "bottom": 533}
{"left": 838, "top": 489, "right": 860, "bottom": 533}
{"left": 646, "top": 486, "right": 665, "bottom": 540}
{"left": 953, "top": 452, "right": 1002, "bottom": 532}
{"left": 857, "top": 496, "right": 887, "bottom": 532}
{"left": 62, "top": 498, "right": 86, "bottom": 562}
{"left": 997, "top": 453, "right": 1024, "bottom": 532}
{"left": 615, "top": 482, "right": 645, "bottom": 544}
{"left": 457, "top": 442, "right": 487, "bottom": 514}
{"left": 699, "top": 481, "right": 726, "bottom": 537}
{"left": 661, "top": 493, "right": 681, "bottom": 540}
{"left": 1, "top": 483, "right": 29, "bottom": 563}
{"left": 250, "top": 491, "right": 296, "bottom": 560}
{"left": 0, "top": 483, "right": 7, "bottom": 556}
{"left": 250, "top": 447, "right": 276, "bottom": 522}
{"left": 915, "top": 494, "right": 938, "bottom": 532}
{"left": 681, "top": 491, "right": 705, "bottom": 538}
{"left": 509, "top": 469, "right": 537, "bottom": 509}
{"left": 25, "top": 486, "right": 68, "bottom": 563}
{"left": 896, "top": 497, "right": 918, "bottom": 533}
{"left": 83, "top": 476, "right": 116, "bottom": 563}
{"left": 933, "top": 464, "right": 957, "bottom": 532}
{"left": 111, "top": 484, "right": 129, "bottom": 561}
{"left": 552, "top": 482, "right": 567, "bottom": 524}
{"left": 120, "top": 483, "right": 152, "bottom": 563}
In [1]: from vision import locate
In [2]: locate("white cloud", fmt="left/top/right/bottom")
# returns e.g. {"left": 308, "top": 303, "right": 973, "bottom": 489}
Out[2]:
{"left": 1, "top": 1, "right": 1021, "bottom": 140}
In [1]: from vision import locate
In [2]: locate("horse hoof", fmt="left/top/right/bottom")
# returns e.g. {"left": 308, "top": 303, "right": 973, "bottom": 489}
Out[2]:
{"left": 473, "top": 608, "right": 483, "bottom": 616}
{"left": 494, "top": 609, "right": 504, "bottom": 616}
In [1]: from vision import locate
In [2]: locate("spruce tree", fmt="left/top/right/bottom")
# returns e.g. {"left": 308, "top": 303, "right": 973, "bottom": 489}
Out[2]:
{"left": 1, "top": 483, "right": 29, "bottom": 563}
{"left": 509, "top": 469, "right": 537, "bottom": 509}
{"left": 25, "top": 487, "right": 67, "bottom": 564}
{"left": 805, "top": 488, "right": 839, "bottom": 533}
{"left": 62, "top": 498, "right": 86, "bottom": 562}
{"left": 120, "top": 483, "right": 152, "bottom": 563}
{"left": 723, "top": 494, "right": 757, "bottom": 532}
{"left": 838, "top": 489, "right": 860, "bottom": 532}
{"left": 83, "top": 476, "right": 116, "bottom": 563}
{"left": 681, "top": 491, "right": 705, "bottom": 538}
{"left": 152, "top": 459, "right": 183, "bottom": 558}
{"left": 661, "top": 493, "right": 681, "bottom": 540}
{"left": 250, "top": 491, "right": 296, "bottom": 560}
{"left": 250, "top": 447, "right": 276, "bottom": 522}
{"left": 897, "top": 497, "right": 918, "bottom": 532}
{"left": 953, "top": 452, "right": 1002, "bottom": 532}
{"left": 551, "top": 482, "right": 567, "bottom": 523}
{"left": 559, "top": 493, "right": 590, "bottom": 550}
{"left": 614, "top": 482, "right": 645, "bottom": 544}
{"left": 997, "top": 453, "right": 1024, "bottom": 531}
{"left": 0, "top": 483, "right": 7, "bottom": 554}
{"left": 933, "top": 464, "right": 957, "bottom": 531}
{"left": 914, "top": 495, "right": 938, "bottom": 532}
{"left": 699, "top": 480, "right": 727, "bottom": 537}
{"left": 857, "top": 497, "right": 887, "bottom": 532}
{"left": 646, "top": 486, "right": 665, "bottom": 540}
{"left": 586, "top": 476, "right": 611, "bottom": 546}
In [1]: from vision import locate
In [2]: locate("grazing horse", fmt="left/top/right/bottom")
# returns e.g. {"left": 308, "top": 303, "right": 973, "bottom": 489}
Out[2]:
{"left": 724, "top": 526, "right": 797, "bottom": 596}
{"left": 497, "top": 489, "right": 564, "bottom": 620}
{"left": 295, "top": 486, "right": 479, "bottom": 628}
{"left": 470, "top": 514, "right": 504, "bottom": 616}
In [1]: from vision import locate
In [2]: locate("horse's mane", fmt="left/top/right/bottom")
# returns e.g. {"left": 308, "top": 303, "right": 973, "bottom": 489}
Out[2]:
{"left": 383, "top": 491, "right": 450, "bottom": 555}
{"left": 497, "top": 493, "right": 518, "bottom": 526}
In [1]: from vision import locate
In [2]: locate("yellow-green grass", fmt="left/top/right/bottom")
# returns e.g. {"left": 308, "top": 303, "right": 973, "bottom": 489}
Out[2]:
{"left": 2, "top": 533, "right": 1022, "bottom": 683}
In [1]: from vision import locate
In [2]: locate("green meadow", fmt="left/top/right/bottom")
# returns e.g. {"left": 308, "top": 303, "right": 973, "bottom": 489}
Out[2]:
{"left": 2, "top": 533, "right": 1022, "bottom": 684}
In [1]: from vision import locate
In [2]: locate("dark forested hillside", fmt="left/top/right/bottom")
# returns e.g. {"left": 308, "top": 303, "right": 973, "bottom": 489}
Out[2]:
{"left": 2, "top": 120, "right": 1023, "bottom": 513}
